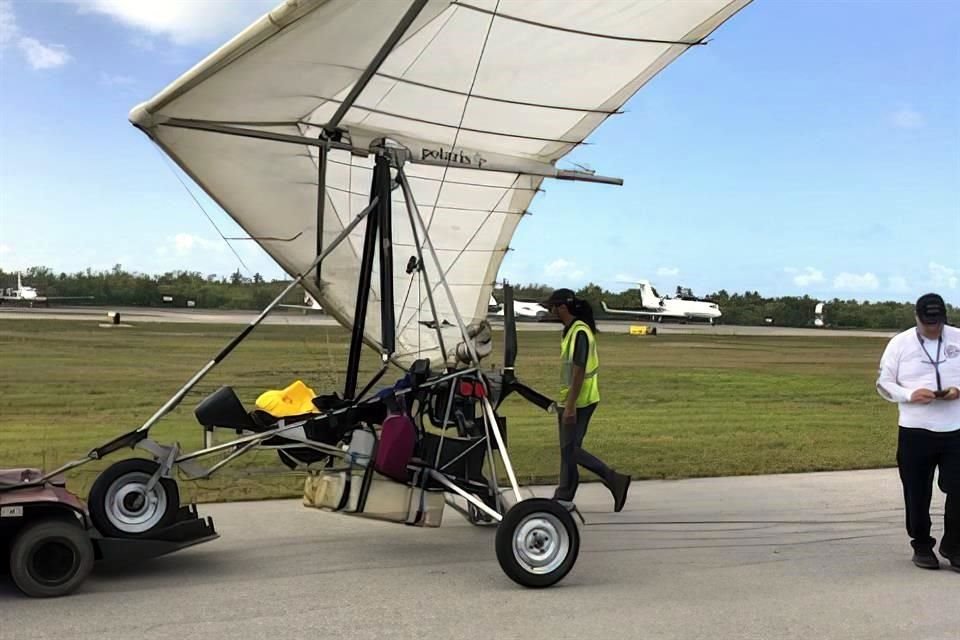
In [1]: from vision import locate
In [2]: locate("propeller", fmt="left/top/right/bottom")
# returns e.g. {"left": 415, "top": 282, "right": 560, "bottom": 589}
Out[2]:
{"left": 493, "top": 281, "right": 555, "bottom": 413}
{"left": 502, "top": 282, "right": 517, "bottom": 373}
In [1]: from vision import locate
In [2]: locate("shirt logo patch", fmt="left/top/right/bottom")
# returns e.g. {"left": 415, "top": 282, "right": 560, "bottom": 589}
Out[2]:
{"left": 946, "top": 344, "right": 960, "bottom": 359}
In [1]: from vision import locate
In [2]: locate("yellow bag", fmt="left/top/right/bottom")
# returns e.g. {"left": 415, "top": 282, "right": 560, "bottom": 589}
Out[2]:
{"left": 255, "top": 379, "right": 318, "bottom": 417}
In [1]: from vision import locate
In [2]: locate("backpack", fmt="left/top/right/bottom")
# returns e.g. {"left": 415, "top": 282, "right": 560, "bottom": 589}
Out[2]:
{"left": 374, "top": 394, "right": 416, "bottom": 482}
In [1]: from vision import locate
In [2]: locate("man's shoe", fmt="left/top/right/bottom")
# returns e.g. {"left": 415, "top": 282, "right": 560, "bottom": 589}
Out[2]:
{"left": 940, "top": 550, "right": 960, "bottom": 573}
{"left": 912, "top": 549, "right": 940, "bottom": 570}
{"left": 610, "top": 473, "right": 631, "bottom": 513}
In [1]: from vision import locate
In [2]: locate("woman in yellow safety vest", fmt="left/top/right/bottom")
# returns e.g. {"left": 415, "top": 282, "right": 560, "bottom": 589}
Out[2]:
{"left": 542, "top": 288, "right": 631, "bottom": 512}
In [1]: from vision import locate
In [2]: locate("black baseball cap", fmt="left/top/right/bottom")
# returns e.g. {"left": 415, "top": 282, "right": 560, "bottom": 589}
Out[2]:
{"left": 916, "top": 293, "right": 947, "bottom": 325}
{"left": 541, "top": 288, "right": 576, "bottom": 307}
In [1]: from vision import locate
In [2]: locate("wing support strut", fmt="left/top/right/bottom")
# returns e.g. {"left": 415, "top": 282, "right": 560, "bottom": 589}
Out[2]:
{"left": 325, "top": 0, "right": 429, "bottom": 134}
{"left": 344, "top": 152, "right": 397, "bottom": 400}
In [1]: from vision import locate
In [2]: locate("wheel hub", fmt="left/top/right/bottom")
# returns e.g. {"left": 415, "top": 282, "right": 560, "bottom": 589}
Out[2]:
{"left": 513, "top": 513, "right": 569, "bottom": 575}
{"left": 104, "top": 471, "right": 167, "bottom": 533}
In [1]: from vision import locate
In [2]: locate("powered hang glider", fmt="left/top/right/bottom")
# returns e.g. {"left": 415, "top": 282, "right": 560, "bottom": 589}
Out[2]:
{"left": 3, "top": 0, "right": 753, "bottom": 591}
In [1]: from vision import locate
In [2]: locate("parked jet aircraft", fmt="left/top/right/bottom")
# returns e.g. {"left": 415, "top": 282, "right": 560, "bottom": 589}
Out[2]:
{"left": 601, "top": 280, "right": 721, "bottom": 324}
{"left": 814, "top": 302, "right": 826, "bottom": 327}
{"left": 0, "top": 273, "right": 94, "bottom": 307}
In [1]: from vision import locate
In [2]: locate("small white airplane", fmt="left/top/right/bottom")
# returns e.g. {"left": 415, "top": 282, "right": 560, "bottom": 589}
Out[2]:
{"left": 0, "top": 273, "right": 94, "bottom": 307}
{"left": 489, "top": 294, "right": 551, "bottom": 321}
{"left": 601, "top": 280, "right": 722, "bottom": 324}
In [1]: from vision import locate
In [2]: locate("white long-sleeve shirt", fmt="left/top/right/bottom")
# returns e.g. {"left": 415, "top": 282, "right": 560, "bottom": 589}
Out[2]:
{"left": 876, "top": 324, "right": 960, "bottom": 432}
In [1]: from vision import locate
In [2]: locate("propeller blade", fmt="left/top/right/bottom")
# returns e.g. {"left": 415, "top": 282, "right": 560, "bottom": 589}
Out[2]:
{"left": 503, "top": 283, "right": 517, "bottom": 371}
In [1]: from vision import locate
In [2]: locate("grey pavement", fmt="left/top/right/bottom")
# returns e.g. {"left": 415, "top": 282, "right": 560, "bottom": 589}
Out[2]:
{"left": 0, "top": 305, "right": 895, "bottom": 337}
{"left": 2, "top": 468, "right": 956, "bottom": 639}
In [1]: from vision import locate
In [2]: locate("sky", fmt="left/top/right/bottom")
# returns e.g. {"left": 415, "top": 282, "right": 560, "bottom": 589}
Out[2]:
{"left": 0, "top": 0, "right": 958, "bottom": 304}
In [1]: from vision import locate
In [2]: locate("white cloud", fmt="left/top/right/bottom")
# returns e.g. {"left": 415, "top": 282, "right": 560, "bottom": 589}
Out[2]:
{"left": 68, "top": 0, "right": 277, "bottom": 45}
{"left": 785, "top": 266, "right": 824, "bottom": 287}
{"left": 928, "top": 262, "right": 958, "bottom": 289}
{"left": 834, "top": 272, "right": 879, "bottom": 291}
{"left": 890, "top": 105, "right": 924, "bottom": 130}
{"left": 157, "top": 234, "right": 225, "bottom": 258}
{"left": 656, "top": 266, "right": 679, "bottom": 277}
{"left": 0, "top": 243, "right": 10, "bottom": 256}
{"left": 171, "top": 233, "right": 225, "bottom": 255}
{"left": 0, "top": 1, "right": 71, "bottom": 69}
{"left": 888, "top": 276, "right": 909, "bottom": 293}
{"left": 544, "top": 258, "right": 584, "bottom": 280}
{"left": 17, "top": 37, "right": 70, "bottom": 69}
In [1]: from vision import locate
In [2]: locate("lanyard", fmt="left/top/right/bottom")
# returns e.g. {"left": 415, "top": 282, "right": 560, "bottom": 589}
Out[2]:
{"left": 916, "top": 331, "right": 944, "bottom": 392}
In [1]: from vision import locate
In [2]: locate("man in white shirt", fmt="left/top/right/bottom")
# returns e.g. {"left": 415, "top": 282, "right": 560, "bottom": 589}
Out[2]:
{"left": 876, "top": 293, "right": 960, "bottom": 571}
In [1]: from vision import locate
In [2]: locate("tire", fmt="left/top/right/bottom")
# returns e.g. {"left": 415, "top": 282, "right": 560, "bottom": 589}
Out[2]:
{"left": 88, "top": 458, "right": 180, "bottom": 538}
{"left": 495, "top": 498, "right": 580, "bottom": 588}
{"left": 10, "top": 518, "right": 94, "bottom": 598}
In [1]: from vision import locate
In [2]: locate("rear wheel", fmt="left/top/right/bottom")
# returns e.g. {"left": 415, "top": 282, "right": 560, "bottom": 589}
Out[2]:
{"left": 495, "top": 498, "right": 580, "bottom": 588}
{"left": 10, "top": 518, "right": 94, "bottom": 598}
{"left": 88, "top": 458, "right": 180, "bottom": 538}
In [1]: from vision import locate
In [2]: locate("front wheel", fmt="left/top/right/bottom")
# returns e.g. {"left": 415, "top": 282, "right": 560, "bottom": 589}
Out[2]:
{"left": 10, "top": 519, "right": 94, "bottom": 598}
{"left": 495, "top": 498, "right": 580, "bottom": 588}
{"left": 88, "top": 458, "right": 180, "bottom": 538}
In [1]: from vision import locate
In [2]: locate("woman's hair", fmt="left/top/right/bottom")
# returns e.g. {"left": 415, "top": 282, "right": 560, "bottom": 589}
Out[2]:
{"left": 571, "top": 297, "right": 599, "bottom": 335}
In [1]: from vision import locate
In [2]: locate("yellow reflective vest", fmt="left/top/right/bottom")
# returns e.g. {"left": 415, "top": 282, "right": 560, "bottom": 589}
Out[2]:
{"left": 560, "top": 319, "right": 600, "bottom": 408}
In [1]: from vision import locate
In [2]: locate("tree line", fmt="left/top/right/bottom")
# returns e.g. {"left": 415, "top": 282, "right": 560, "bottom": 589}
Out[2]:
{"left": 2, "top": 266, "right": 955, "bottom": 330}
{"left": 1, "top": 265, "right": 304, "bottom": 310}
{"left": 496, "top": 282, "right": 958, "bottom": 331}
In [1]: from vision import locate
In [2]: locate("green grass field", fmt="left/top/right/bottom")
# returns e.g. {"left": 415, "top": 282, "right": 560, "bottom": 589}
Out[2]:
{"left": 0, "top": 319, "right": 899, "bottom": 503}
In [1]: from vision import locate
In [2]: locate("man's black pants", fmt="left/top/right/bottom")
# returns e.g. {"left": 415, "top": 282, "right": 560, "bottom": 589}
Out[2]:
{"left": 896, "top": 426, "right": 960, "bottom": 557}
{"left": 554, "top": 402, "right": 615, "bottom": 501}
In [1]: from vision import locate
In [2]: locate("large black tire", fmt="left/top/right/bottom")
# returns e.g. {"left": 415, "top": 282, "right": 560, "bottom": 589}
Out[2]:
{"left": 10, "top": 519, "right": 94, "bottom": 598}
{"left": 495, "top": 498, "right": 580, "bottom": 588}
{"left": 88, "top": 458, "right": 180, "bottom": 538}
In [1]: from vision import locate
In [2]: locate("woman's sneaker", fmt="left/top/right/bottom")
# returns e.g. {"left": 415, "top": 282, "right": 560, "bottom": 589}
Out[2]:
{"left": 609, "top": 472, "right": 631, "bottom": 513}
{"left": 912, "top": 549, "right": 940, "bottom": 569}
{"left": 940, "top": 549, "right": 960, "bottom": 572}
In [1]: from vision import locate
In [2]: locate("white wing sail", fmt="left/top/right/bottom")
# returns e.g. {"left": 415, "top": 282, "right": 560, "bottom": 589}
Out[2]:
{"left": 130, "top": 0, "right": 751, "bottom": 368}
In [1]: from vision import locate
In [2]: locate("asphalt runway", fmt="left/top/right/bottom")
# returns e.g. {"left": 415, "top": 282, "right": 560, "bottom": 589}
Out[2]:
{"left": 2, "top": 469, "right": 955, "bottom": 639}
{"left": 0, "top": 305, "right": 896, "bottom": 338}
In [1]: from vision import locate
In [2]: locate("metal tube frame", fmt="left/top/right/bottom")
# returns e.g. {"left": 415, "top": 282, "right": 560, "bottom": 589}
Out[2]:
{"left": 156, "top": 118, "right": 623, "bottom": 186}
{"left": 426, "top": 469, "right": 503, "bottom": 523}
{"left": 397, "top": 172, "right": 447, "bottom": 360}
{"left": 344, "top": 151, "right": 397, "bottom": 399}
{"left": 395, "top": 165, "right": 524, "bottom": 505}
{"left": 397, "top": 166, "right": 503, "bottom": 509}
{"left": 315, "top": 145, "right": 327, "bottom": 286}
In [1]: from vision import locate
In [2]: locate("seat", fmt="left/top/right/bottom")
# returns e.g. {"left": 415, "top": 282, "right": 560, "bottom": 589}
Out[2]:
{"left": 194, "top": 386, "right": 262, "bottom": 434}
